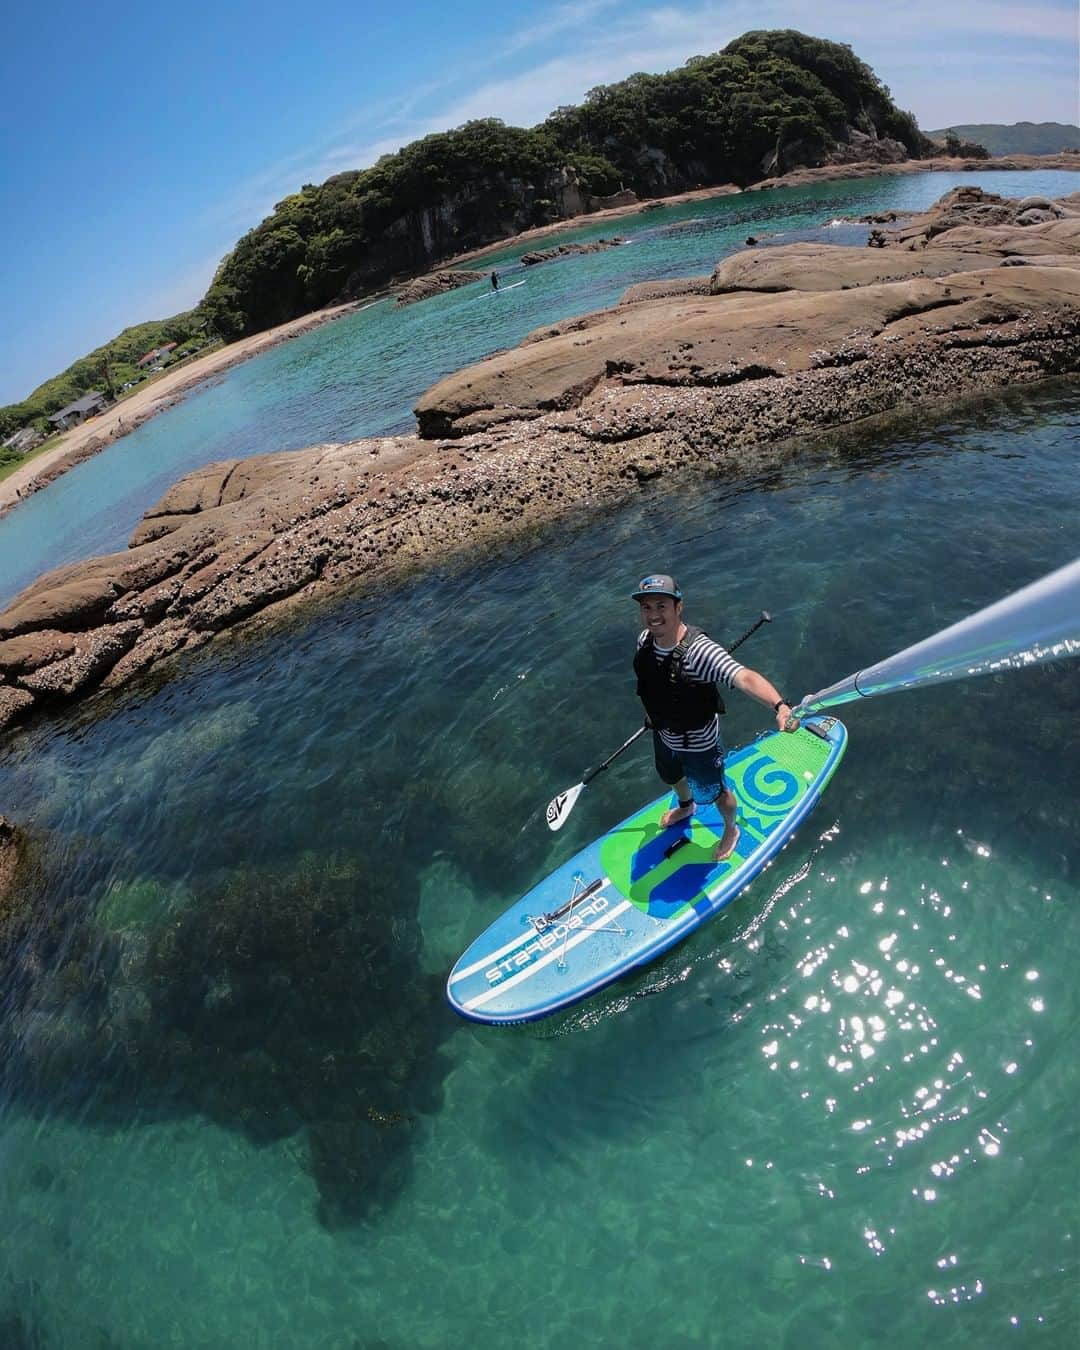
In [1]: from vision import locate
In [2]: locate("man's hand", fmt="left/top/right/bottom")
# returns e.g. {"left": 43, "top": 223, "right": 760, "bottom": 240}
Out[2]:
{"left": 775, "top": 702, "right": 799, "bottom": 733}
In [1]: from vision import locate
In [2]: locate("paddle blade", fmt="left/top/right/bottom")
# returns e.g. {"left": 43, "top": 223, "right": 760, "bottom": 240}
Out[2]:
{"left": 546, "top": 782, "right": 585, "bottom": 831}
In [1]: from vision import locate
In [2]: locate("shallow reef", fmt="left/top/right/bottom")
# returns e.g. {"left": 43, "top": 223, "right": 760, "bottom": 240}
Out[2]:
{"left": 0, "top": 844, "right": 454, "bottom": 1228}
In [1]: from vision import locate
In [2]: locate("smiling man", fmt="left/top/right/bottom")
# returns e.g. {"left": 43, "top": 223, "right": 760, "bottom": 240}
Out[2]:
{"left": 632, "top": 573, "right": 796, "bottom": 862}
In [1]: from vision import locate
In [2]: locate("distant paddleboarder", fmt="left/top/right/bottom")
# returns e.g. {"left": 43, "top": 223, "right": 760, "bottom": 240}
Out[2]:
{"left": 632, "top": 574, "right": 797, "bottom": 862}
{"left": 490, "top": 270, "right": 500, "bottom": 292}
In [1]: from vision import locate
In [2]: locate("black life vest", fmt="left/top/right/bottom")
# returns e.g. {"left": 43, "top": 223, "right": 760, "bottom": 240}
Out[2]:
{"left": 634, "top": 624, "right": 726, "bottom": 740}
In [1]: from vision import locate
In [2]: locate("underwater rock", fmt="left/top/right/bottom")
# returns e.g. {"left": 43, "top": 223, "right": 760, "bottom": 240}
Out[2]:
{"left": 0, "top": 847, "right": 452, "bottom": 1227}
{"left": 308, "top": 1115, "right": 415, "bottom": 1230}
{"left": 0, "top": 816, "right": 23, "bottom": 913}
{"left": 0, "top": 819, "right": 54, "bottom": 944}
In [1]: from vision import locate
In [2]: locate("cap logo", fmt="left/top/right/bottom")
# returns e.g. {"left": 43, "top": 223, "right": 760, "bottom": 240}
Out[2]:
{"left": 632, "top": 573, "right": 680, "bottom": 601}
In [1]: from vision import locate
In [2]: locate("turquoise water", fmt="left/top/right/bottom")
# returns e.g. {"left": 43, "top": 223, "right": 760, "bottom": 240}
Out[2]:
{"left": 0, "top": 380, "right": 1077, "bottom": 1346}
{"left": 1, "top": 170, "right": 1079, "bottom": 1346}
{"left": 1, "top": 167, "right": 1077, "bottom": 609}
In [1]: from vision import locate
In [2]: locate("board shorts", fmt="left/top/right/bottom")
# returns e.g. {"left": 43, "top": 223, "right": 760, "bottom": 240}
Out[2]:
{"left": 652, "top": 732, "right": 727, "bottom": 804}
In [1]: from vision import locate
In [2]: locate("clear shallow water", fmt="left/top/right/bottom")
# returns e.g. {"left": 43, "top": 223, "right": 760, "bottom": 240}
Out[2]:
{"left": 0, "top": 384, "right": 1077, "bottom": 1347}
{"left": 1, "top": 167, "right": 1077, "bottom": 609}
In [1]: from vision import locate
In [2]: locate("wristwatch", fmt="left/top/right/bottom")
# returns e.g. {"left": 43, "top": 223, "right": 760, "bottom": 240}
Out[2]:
{"left": 772, "top": 698, "right": 790, "bottom": 714}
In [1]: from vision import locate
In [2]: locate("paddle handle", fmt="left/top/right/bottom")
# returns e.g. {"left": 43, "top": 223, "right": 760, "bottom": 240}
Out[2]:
{"left": 727, "top": 609, "right": 772, "bottom": 652}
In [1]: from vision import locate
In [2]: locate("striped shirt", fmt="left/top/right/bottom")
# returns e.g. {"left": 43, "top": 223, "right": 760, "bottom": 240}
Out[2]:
{"left": 637, "top": 627, "right": 744, "bottom": 751}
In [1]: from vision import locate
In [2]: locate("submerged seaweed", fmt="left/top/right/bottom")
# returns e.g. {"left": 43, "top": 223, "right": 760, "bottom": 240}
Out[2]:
{"left": 0, "top": 843, "right": 452, "bottom": 1228}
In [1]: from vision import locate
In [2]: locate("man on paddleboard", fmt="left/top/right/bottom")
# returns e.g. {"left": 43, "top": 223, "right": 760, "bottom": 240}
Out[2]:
{"left": 633, "top": 574, "right": 796, "bottom": 862}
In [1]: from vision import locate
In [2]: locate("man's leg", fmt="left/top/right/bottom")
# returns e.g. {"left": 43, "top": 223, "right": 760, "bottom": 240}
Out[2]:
{"left": 712, "top": 787, "right": 739, "bottom": 861}
{"left": 654, "top": 735, "right": 695, "bottom": 828}
{"left": 659, "top": 776, "right": 695, "bottom": 829}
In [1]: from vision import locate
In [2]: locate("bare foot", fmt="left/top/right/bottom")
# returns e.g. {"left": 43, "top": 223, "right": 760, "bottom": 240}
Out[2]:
{"left": 712, "top": 823, "right": 740, "bottom": 862}
{"left": 660, "top": 801, "right": 696, "bottom": 829}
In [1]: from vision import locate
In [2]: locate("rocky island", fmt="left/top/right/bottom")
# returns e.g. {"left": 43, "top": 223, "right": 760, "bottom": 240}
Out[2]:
{"left": 0, "top": 186, "right": 1077, "bottom": 738}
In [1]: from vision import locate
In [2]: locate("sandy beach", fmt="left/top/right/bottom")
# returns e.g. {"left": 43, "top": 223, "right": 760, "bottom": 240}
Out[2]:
{"left": 0, "top": 301, "right": 366, "bottom": 516}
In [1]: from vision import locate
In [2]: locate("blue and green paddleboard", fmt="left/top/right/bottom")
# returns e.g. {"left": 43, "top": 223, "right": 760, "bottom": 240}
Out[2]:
{"left": 447, "top": 716, "right": 847, "bottom": 1024}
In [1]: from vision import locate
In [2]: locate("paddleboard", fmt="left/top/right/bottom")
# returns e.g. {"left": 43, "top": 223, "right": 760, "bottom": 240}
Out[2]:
{"left": 447, "top": 716, "right": 846, "bottom": 1024}
{"left": 479, "top": 279, "right": 526, "bottom": 299}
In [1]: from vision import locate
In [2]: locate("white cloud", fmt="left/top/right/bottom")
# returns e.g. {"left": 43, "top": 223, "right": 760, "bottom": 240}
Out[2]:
{"left": 769, "top": 0, "right": 1077, "bottom": 42}
{"left": 496, "top": 0, "right": 625, "bottom": 59}
{"left": 388, "top": 0, "right": 1078, "bottom": 143}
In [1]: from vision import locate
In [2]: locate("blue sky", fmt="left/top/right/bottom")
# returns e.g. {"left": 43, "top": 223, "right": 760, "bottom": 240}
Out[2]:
{"left": 1, "top": 0, "right": 1077, "bottom": 405}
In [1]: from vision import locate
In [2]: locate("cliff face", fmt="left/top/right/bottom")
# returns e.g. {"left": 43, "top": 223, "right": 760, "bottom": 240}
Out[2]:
{"left": 340, "top": 167, "right": 598, "bottom": 293}
{"left": 768, "top": 125, "right": 910, "bottom": 177}
{"left": 341, "top": 121, "right": 901, "bottom": 294}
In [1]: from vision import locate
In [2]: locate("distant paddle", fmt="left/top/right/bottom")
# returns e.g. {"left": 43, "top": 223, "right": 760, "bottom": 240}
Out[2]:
{"left": 545, "top": 610, "right": 772, "bottom": 831}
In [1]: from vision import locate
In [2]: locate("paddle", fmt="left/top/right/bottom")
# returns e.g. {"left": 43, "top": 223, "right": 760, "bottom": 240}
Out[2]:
{"left": 545, "top": 610, "right": 773, "bottom": 831}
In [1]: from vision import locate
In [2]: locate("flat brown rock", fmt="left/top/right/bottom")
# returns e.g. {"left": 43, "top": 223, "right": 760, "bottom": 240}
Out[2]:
{"left": 0, "top": 574, "right": 125, "bottom": 638}
{"left": 922, "top": 218, "right": 1080, "bottom": 257}
{"left": 620, "top": 277, "right": 712, "bottom": 304}
{"left": 0, "top": 630, "right": 78, "bottom": 674}
{"left": 417, "top": 264, "right": 1080, "bottom": 436}
{"left": 395, "top": 271, "right": 484, "bottom": 306}
{"left": 520, "top": 239, "right": 625, "bottom": 265}
{"left": 709, "top": 244, "right": 989, "bottom": 292}
{"left": 143, "top": 452, "right": 309, "bottom": 520}
{"left": 17, "top": 622, "right": 144, "bottom": 697}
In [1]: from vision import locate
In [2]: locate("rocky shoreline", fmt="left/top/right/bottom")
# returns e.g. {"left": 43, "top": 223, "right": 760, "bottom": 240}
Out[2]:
{"left": 3, "top": 154, "right": 1075, "bottom": 518}
{"left": 0, "top": 185, "right": 1078, "bottom": 739}
{"left": 439, "top": 153, "right": 1080, "bottom": 268}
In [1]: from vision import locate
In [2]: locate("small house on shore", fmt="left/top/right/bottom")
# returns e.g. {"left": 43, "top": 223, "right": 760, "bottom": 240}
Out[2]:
{"left": 47, "top": 391, "right": 113, "bottom": 432}
{"left": 136, "top": 342, "right": 178, "bottom": 370}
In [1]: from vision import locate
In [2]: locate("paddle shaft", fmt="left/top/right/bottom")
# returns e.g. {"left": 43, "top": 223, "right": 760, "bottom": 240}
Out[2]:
{"left": 579, "top": 609, "right": 773, "bottom": 787}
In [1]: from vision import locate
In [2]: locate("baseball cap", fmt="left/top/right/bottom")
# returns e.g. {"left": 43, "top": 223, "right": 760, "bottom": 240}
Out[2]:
{"left": 631, "top": 573, "right": 682, "bottom": 601}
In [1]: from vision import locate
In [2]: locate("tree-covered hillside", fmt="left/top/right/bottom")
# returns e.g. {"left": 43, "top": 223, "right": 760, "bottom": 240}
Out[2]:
{"left": 926, "top": 122, "right": 1080, "bottom": 157}
{"left": 4, "top": 30, "right": 931, "bottom": 438}
{"left": 201, "top": 30, "right": 931, "bottom": 338}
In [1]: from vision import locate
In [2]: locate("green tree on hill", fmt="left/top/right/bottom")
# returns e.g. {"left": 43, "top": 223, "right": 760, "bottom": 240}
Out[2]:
{"left": 199, "top": 32, "right": 932, "bottom": 341}
{"left": 942, "top": 131, "right": 991, "bottom": 159}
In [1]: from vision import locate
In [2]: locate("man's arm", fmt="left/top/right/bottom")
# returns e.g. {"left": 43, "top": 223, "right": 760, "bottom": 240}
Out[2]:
{"left": 733, "top": 667, "right": 797, "bottom": 732}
